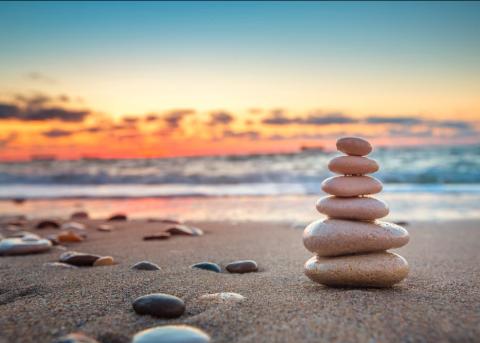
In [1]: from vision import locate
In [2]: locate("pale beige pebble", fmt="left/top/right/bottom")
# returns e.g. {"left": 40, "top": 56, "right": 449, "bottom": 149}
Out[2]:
{"left": 198, "top": 292, "right": 245, "bottom": 304}
{"left": 316, "top": 196, "right": 389, "bottom": 220}
{"left": 328, "top": 155, "right": 379, "bottom": 175}
{"left": 321, "top": 175, "right": 382, "bottom": 197}
{"left": 97, "top": 224, "right": 113, "bottom": 232}
{"left": 93, "top": 256, "right": 115, "bottom": 266}
{"left": 336, "top": 136, "right": 372, "bottom": 156}
{"left": 304, "top": 252, "right": 409, "bottom": 287}
{"left": 303, "top": 219, "right": 409, "bottom": 256}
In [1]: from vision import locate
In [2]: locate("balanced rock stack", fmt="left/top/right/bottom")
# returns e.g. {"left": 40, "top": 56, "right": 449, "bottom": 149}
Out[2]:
{"left": 303, "top": 137, "right": 410, "bottom": 287}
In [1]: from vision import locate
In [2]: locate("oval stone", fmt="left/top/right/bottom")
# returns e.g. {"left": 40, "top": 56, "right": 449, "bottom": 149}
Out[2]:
{"left": 132, "top": 325, "right": 210, "bottom": 343}
{"left": 321, "top": 175, "right": 382, "bottom": 197}
{"left": 328, "top": 156, "right": 379, "bottom": 175}
{"left": 166, "top": 225, "right": 204, "bottom": 236}
{"left": 36, "top": 220, "right": 60, "bottom": 229}
{"left": 198, "top": 292, "right": 245, "bottom": 304}
{"left": 93, "top": 256, "right": 115, "bottom": 266}
{"left": 131, "top": 261, "right": 161, "bottom": 271}
{"left": 59, "top": 251, "right": 101, "bottom": 266}
{"left": 0, "top": 237, "right": 52, "bottom": 255}
{"left": 304, "top": 252, "right": 409, "bottom": 287}
{"left": 132, "top": 293, "right": 185, "bottom": 318}
{"left": 191, "top": 262, "right": 221, "bottom": 273}
{"left": 226, "top": 260, "right": 258, "bottom": 273}
{"left": 316, "top": 196, "right": 389, "bottom": 220}
{"left": 336, "top": 136, "right": 372, "bottom": 156}
{"left": 303, "top": 219, "right": 409, "bottom": 257}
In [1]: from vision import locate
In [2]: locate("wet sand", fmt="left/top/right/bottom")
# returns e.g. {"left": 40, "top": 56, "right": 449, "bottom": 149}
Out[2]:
{"left": 0, "top": 219, "right": 479, "bottom": 343}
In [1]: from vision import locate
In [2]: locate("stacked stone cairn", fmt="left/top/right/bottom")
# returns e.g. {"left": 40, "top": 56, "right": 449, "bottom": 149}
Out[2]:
{"left": 303, "top": 137, "right": 409, "bottom": 287}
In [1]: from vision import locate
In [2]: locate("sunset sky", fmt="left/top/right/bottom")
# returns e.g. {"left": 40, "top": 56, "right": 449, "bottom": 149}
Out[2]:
{"left": 0, "top": 1, "right": 479, "bottom": 160}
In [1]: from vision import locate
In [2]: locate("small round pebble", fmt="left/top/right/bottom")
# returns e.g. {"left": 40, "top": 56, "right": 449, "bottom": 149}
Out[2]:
{"left": 198, "top": 292, "right": 245, "bottom": 304}
{"left": 132, "top": 325, "right": 210, "bottom": 343}
{"left": 70, "top": 211, "right": 89, "bottom": 220}
{"left": 336, "top": 136, "right": 372, "bottom": 156}
{"left": 59, "top": 251, "right": 101, "bottom": 266}
{"left": 131, "top": 261, "right": 161, "bottom": 271}
{"left": 35, "top": 220, "right": 60, "bottom": 229}
{"left": 143, "top": 232, "right": 171, "bottom": 240}
{"left": 132, "top": 293, "right": 185, "bottom": 318}
{"left": 54, "top": 332, "right": 99, "bottom": 343}
{"left": 166, "top": 225, "right": 204, "bottom": 236}
{"left": 93, "top": 256, "right": 115, "bottom": 266}
{"left": 191, "top": 262, "right": 221, "bottom": 273}
{"left": 0, "top": 236, "right": 52, "bottom": 255}
{"left": 97, "top": 224, "right": 113, "bottom": 232}
{"left": 107, "top": 213, "right": 127, "bottom": 221}
{"left": 58, "top": 231, "right": 84, "bottom": 243}
{"left": 226, "top": 260, "right": 258, "bottom": 273}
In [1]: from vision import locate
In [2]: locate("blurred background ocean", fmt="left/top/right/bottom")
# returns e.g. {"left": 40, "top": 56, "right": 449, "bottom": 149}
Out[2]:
{"left": 1, "top": 145, "right": 479, "bottom": 221}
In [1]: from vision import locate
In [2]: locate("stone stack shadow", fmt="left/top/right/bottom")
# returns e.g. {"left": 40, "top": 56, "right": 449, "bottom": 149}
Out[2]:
{"left": 303, "top": 137, "right": 410, "bottom": 288}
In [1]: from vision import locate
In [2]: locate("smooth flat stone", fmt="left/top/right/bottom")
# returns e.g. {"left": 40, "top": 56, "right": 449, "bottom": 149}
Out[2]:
{"left": 132, "top": 325, "right": 210, "bottom": 343}
{"left": 54, "top": 332, "right": 99, "bottom": 343}
{"left": 328, "top": 156, "right": 379, "bottom": 175}
{"left": 143, "top": 232, "right": 171, "bottom": 240}
{"left": 35, "top": 220, "right": 60, "bottom": 229}
{"left": 70, "top": 211, "right": 89, "bottom": 220}
{"left": 166, "top": 225, "right": 204, "bottom": 236}
{"left": 226, "top": 260, "right": 258, "bottom": 273}
{"left": 132, "top": 293, "right": 185, "bottom": 318}
{"left": 304, "top": 252, "right": 409, "bottom": 287}
{"left": 107, "top": 213, "right": 127, "bottom": 221}
{"left": 93, "top": 256, "right": 115, "bottom": 266}
{"left": 147, "top": 218, "right": 182, "bottom": 224}
{"left": 0, "top": 237, "right": 52, "bottom": 255}
{"left": 191, "top": 262, "right": 221, "bottom": 273}
{"left": 131, "top": 261, "right": 161, "bottom": 270}
{"left": 58, "top": 231, "right": 84, "bottom": 243}
{"left": 61, "top": 222, "right": 86, "bottom": 231}
{"left": 336, "top": 136, "right": 372, "bottom": 156}
{"left": 43, "top": 262, "right": 78, "bottom": 269}
{"left": 59, "top": 251, "right": 101, "bottom": 266}
{"left": 198, "top": 292, "right": 245, "bottom": 304}
{"left": 97, "top": 224, "right": 113, "bottom": 232}
{"left": 321, "top": 175, "right": 382, "bottom": 197}
{"left": 316, "top": 196, "right": 389, "bottom": 220}
{"left": 303, "top": 219, "right": 409, "bottom": 257}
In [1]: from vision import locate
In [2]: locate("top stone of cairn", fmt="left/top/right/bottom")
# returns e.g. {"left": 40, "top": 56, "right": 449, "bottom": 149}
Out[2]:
{"left": 336, "top": 136, "right": 372, "bottom": 156}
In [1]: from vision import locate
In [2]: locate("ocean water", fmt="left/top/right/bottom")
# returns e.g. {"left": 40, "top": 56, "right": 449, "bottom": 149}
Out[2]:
{"left": 0, "top": 145, "right": 479, "bottom": 221}
{"left": 0, "top": 145, "right": 479, "bottom": 198}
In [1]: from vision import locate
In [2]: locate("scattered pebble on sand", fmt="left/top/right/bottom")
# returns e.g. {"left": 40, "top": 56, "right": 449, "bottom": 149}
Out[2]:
{"left": 70, "top": 211, "right": 89, "bottom": 220}
{"left": 43, "top": 262, "right": 78, "bottom": 269}
{"left": 35, "top": 220, "right": 60, "bottom": 229}
{"left": 107, "top": 213, "right": 127, "bottom": 221}
{"left": 147, "top": 218, "right": 182, "bottom": 224}
{"left": 132, "top": 293, "right": 185, "bottom": 318}
{"left": 57, "top": 231, "right": 84, "bottom": 243}
{"left": 131, "top": 261, "right": 161, "bottom": 271}
{"left": 226, "top": 260, "right": 258, "bottom": 273}
{"left": 97, "top": 224, "right": 113, "bottom": 232}
{"left": 143, "top": 232, "right": 171, "bottom": 240}
{"left": 166, "top": 225, "right": 204, "bottom": 236}
{"left": 59, "top": 251, "right": 101, "bottom": 266}
{"left": 0, "top": 235, "right": 52, "bottom": 255}
{"left": 198, "top": 292, "right": 245, "bottom": 304}
{"left": 54, "top": 332, "right": 99, "bottom": 343}
{"left": 132, "top": 325, "right": 210, "bottom": 343}
{"left": 191, "top": 262, "right": 221, "bottom": 273}
{"left": 93, "top": 256, "right": 115, "bottom": 266}
{"left": 61, "top": 222, "right": 86, "bottom": 231}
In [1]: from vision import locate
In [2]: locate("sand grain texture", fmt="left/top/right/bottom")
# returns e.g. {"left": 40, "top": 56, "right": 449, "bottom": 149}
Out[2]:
{"left": 0, "top": 220, "right": 479, "bottom": 343}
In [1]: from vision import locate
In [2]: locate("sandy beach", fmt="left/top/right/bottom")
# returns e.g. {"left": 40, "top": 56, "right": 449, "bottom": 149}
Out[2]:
{"left": 1, "top": 218, "right": 479, "bottom": 343}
